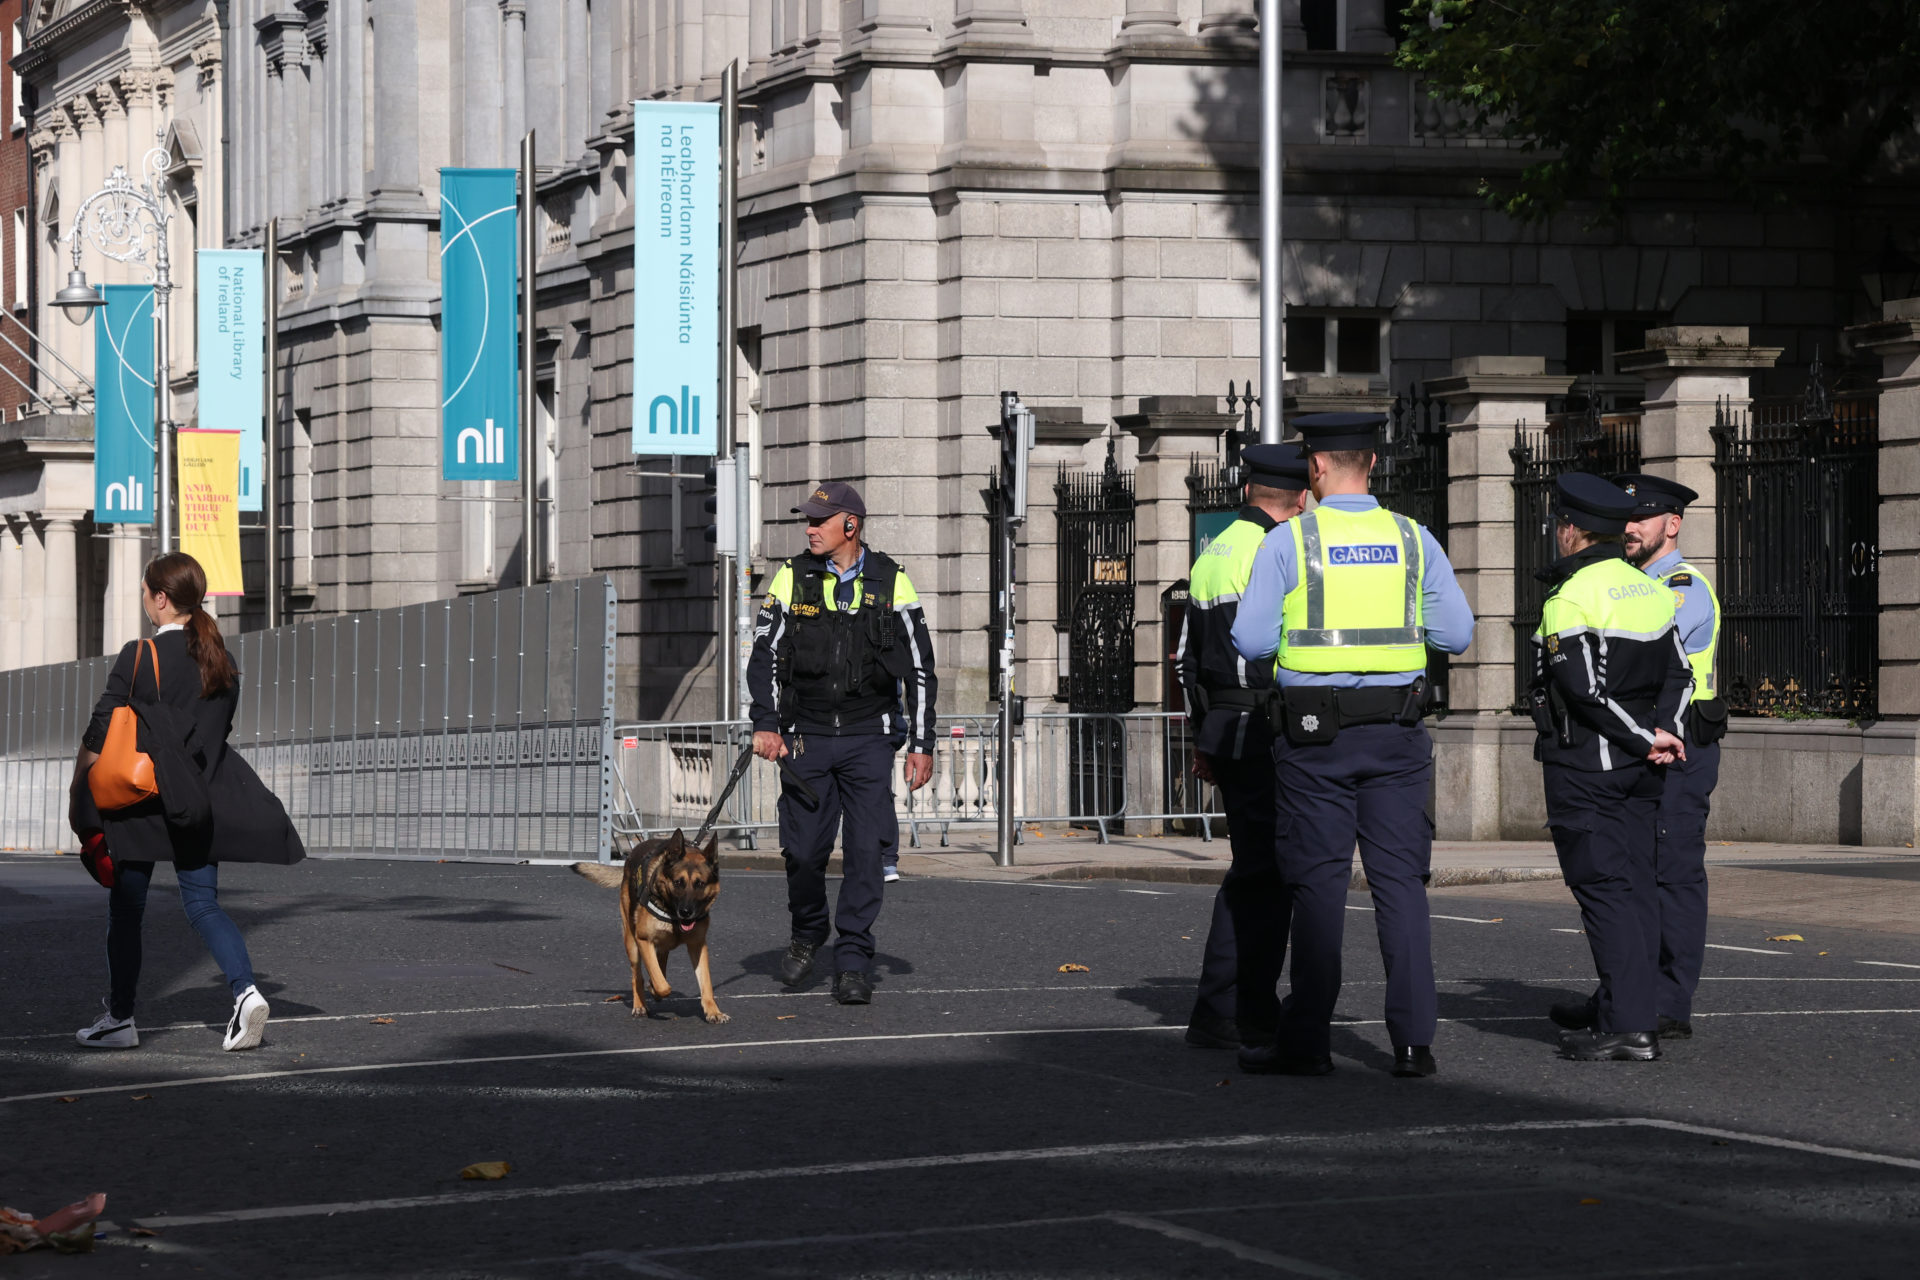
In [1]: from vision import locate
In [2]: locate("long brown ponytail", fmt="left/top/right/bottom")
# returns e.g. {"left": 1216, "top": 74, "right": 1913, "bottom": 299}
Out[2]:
{"left": 143, "top": 552, "right": 237, "bottom": 697}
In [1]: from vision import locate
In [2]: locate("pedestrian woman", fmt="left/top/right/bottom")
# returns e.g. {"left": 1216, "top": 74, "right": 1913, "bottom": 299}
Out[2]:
{"left": 69, "top": 551, "right": 296, "bottom": 1052}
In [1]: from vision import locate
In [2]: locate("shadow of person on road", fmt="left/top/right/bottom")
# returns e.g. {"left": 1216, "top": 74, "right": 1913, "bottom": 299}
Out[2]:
{"left": 1111, "top": 976, "right": 1195, "bottom": 1025}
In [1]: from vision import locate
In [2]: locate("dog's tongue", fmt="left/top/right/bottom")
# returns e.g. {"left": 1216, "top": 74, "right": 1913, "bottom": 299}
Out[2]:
{"left": 679, "top": 921, "right": 694, "bottom": 932}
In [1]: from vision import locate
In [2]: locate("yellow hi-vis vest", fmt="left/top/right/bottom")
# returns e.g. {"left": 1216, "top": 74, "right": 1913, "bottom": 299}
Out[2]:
{"left": 1278, "top": 505, "right": 1428, "bottom": 674}
{"left": 1661, "top": 559, "right": 1720, "bottom": 701}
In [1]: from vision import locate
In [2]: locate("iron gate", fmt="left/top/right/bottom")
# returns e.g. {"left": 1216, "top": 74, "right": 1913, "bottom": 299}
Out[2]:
{"left": 1057, "top": 443, "right": 1135, "bottom": 821}
{"left": 1712, "top": 360, "right": 1879, "bottom": 718}
{"left": 1510, "top": 396, "right": 1643, "bottom": 708}
{"left": 1376, "top": 386, "right": 1452, "bottom": 712}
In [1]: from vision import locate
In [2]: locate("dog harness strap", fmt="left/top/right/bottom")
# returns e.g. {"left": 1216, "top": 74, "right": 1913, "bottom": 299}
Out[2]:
{"left": 644, "top": 899, "right": 708, "bottom": 925}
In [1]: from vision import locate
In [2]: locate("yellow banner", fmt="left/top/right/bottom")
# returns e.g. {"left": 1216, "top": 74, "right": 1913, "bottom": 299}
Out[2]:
{"left": 177, "top": 429, "right": 244, "bottom": 597}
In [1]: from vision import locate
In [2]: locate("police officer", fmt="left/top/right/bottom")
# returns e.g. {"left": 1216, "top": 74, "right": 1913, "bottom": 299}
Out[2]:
{"left": 1175, "top": 443, "right": 1312, "bottom": 1050}
{"left": 1529, "top": 474, "right": 1692, "bottom": 1061}
{"left": 1231, "top": 413, "right": 1475, "bottom": 1078}
{"left": 1551, "top": 475, "right": 1724, "bottom": 1040}
{"left": 747, "top": 481, "right": 938, "bottom": 1005}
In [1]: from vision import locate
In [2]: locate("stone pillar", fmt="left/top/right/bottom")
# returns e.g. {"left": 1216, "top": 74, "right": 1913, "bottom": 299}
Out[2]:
{"left": 1282, "top": 0, "right": 1308, "bottom": 49}
{"left": 1346, "top": 0, "right": 1396, "bottom": 51}
{"left": 0, "top": 518, "right": 21, "bottom": 670}
{"left": 501, "top": 1, "right": 528, "bottom": 151}
{"left": 1616, "top": 326, "right": 1781, "bottom": 587}
{"left": 368, "top": 0, "right": 423, "bottom": 204}
{"left": 1426, "top": 356, "right": 1575, "bottom": 839}
{"left": 1116, "top": 396, "right": 1241, "bottom": 708}
{"left": 1849, "top": 299, "right": 1920, "bottom": 845}
{"left": 1119, "top": 0, "right": 1182, "bottom": 40}
{"left": 1281, "top": 374, "right": 1391, "bottom": 424}
{"left": 17, "top": 518, "right": 44, "bottom": 669}
{"left": 947, "top": 0, "right": 1032, "bottom": 47}
{"left": 1197, "top": 0, "right": 1257, "bottom": 36}
{"left": 102, "top": 533, "right": 148, "bottom": 655}
{"left": 40, "top": 516, "right": 80, "bottom": 665}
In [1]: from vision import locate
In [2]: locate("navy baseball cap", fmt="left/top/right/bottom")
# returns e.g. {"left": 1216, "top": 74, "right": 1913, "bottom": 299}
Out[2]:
{"left": 1290, "top": 412, "right": 1386, "bottom": 452}
{"left": 1554, "top": 473, "right": 1635, "bottom": 535}
{"left": 1611, "top": 473, "right": 1698, "bottom": 518}
{"left": 1240, "top": 443, "right": 1310, "bottom": 489}
{"left": 792, "top": 481, "right": 867, "bottom": 519}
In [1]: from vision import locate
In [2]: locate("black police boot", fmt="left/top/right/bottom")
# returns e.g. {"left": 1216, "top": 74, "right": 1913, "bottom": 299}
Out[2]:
{"left": 1184, "top": 1011, "right": 1240, "bottom": 1050}
{"left": 1548, "top": 1000, "right": 1597, "bottom": 1031}
{"left": 1658, "top": 1015, "right": 1693, "bottom": 1039}
{"left": 779, "top": 939, "right": 818, "bottom": 987}
{"left": 1238, "top": 1042, "right": 1334, "bottom": 1076}
{"left": 1557, "top": 1029, "right": 1660, "bottom": 1062}
{"left": 833, "top": 970, "right": 873, "bottom": 1005}
{"left": 1392, "top": 1046, "right": 1437, "bottom": 1078}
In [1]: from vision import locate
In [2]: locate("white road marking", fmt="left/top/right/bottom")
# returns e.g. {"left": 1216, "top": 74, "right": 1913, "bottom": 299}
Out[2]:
{"left": 110, "top": 1117, "right": 1920, "bottom": 1231}
{"left": 13, "top": 1009, "right": 1920, "bottom": 1106}
{"left": 1120, "top": 889, "right": 1174, "bottom": 895}
{"left": 1108, "top": 1213, "right": 1358, "bottom": 1278}
{"left": 1705, "top": 944, "right": 1791, "bottom": 955}
{"left": 1345, "top": 905, "right": 1372, "bottom": 912}
{"left": 1431, "top": 914, "right": 1504, "bottom": 924}
{"left": 1550, "top": 928, "right": 1584, "bottom": 934}
{"left": 1858, "top": 960, "right": 1920, "bottom": 971}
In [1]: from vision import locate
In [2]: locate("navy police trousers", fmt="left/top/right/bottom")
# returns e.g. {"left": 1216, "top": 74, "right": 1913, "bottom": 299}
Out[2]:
{"left": 778, "top": 732, "right": 895, "bottom": 975}
{"left": 1192, "top": 735, "right": 1289, "bottom": 1037}
{"left": 1656, "top": 740, "right": 1719, "bottom": 1022}
{"left": 1273, "top": 721, "right": 1436, "bottom": 1058}
{"left": 1543, "top": 762, "right": 1664, "bottom": 1033}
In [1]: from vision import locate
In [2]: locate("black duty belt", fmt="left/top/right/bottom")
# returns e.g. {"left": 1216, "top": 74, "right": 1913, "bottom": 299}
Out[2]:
{"left": 1203, "top": 687, "right": 1270, "bottom": 710}
{"left": 1329, "top": 683, "right": 1424, "bottom": 726}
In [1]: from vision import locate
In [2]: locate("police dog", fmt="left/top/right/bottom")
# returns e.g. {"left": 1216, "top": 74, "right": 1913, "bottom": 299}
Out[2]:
{"left": 573, "top": 830, "right": 728, "bottom": 1024}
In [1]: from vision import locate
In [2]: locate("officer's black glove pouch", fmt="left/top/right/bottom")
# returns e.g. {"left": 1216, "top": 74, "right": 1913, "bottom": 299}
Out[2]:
{"left": 1689, "top": 696, "right": 1730, "bottom": 746}
{"left": 1280, "top": 686, "right": 1340, "bottom": 746}
{"left": 1530, "top": 685, "right": 1575, "bottom": 748}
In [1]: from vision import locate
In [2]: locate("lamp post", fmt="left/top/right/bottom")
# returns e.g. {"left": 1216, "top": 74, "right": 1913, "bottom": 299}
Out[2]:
{"left": 54, "top": 148, "right": 177, "bottom": 553}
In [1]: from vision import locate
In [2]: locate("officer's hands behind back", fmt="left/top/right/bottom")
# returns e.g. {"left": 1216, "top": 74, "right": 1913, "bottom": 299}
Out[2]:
{"left": 1647, "top": 728, "right": 1687, "bottom": 766}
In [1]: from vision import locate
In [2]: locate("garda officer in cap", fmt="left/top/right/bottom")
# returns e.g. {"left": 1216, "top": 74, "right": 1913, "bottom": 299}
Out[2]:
{"left": 1175, "top": 443, "right": 1312, "bottom": 1051}
{"left": 1231, "top": 412, "right": 1475, "bottom": 1078}
{"left": 1530, "top": 473, "right": 1692, "bottom": 1061}
{"left": 1550, "top": 475, "right": 1725, "bottom": 1041}
{"left": 747, "top": 481, "right": 938, "bottom": 1005}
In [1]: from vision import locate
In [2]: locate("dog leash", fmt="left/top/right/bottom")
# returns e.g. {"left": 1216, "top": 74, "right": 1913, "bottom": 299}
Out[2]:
{"left": 693, "top": 745, "right": 820, "bottom": 845}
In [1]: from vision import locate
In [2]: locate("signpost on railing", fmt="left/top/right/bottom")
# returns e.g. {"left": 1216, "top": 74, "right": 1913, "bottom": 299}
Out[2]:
{"left": 993, "top": 391, "right": 1034, "bottom": 867}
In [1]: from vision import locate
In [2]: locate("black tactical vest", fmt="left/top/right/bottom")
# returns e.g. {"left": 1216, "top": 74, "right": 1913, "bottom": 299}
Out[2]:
{"left": 776, "top": 549, "right": 915, "bottom": 728}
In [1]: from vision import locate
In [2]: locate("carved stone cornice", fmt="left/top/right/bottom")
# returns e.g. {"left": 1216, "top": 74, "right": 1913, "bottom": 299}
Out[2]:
{"left": 296, "top": 0, "right": 329, "bottom": 57}
{"left": 257, "top": 8, "right": 311, "bottom": 74}
{"left": 499, "top": 0, "right": 527, "bottom": 20}
{"left": 28, "top": 127, "right": 57, "bottom": 166}
{"left": 115, "top": 67, "right": 156, "bottom": 108}
{"left": 153, "top": 66, "right": 175, "bottom": 111}
{"left": 66, "top": 95, "right": 98, "bottom": 132}
{"left": 191, "top": 36, "right": 224, "bottom": 89}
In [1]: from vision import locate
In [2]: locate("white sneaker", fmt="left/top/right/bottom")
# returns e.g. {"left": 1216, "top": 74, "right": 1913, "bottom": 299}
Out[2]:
{"left": 222, "top": 986, "right": 270, "bottom": 1051}
{"left": 883, "top": 864, "right": 900, "bottom": 883}
{"left": 76, "top": 1002, "right": 138, "bottom": 1050}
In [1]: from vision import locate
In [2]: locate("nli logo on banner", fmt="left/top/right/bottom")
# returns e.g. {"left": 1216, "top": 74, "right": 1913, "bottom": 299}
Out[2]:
{"left": 440, "top": 168, "right": 519, "bottom": 482}
{"left": 177, "top": 430, "right": 244, "bottom": 597}
{"left": 196, "top": 250, "right": 264, "bottom": 512}
{"left": 94, "top": 284, "right": 155, "bottom": 525}
{"left": 631, "top": 100, "right": 719, "bottom": 459}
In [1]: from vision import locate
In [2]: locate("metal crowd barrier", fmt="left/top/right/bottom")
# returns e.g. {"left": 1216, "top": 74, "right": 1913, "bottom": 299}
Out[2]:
{"left": 607, "top": 710, "right": 1225, "bottom": 852}
{"left": 1, "top": 577, "right": 616, "bottom": 861}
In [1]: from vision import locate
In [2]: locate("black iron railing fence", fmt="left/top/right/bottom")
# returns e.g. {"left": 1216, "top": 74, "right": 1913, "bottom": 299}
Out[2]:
{"left": 1510, "top": 400, "right": 1644, "bottom": 708}
{"left": 1056, "top": 443, "right": 1137, "bottom": 715}
{"left": 1712, "top": 374, "right": 1879, "bottom": 719}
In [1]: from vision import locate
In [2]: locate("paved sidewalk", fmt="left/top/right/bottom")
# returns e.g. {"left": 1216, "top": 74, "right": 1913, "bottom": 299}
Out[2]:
{"left": 720, "top": 827, "right": 1920, "bottom": 936}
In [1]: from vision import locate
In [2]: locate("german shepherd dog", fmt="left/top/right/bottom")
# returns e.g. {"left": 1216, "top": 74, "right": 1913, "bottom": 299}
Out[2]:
{"left": 573, "top": 830, "right": 728, "bottom": 1023}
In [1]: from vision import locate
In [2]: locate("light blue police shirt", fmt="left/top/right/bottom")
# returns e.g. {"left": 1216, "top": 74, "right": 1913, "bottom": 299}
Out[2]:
{"left": 1642, "top": 549, "right": 1716, "bottom": 659}
{"left": 1230, "top": 494, "right": 1476, "bottom": 688}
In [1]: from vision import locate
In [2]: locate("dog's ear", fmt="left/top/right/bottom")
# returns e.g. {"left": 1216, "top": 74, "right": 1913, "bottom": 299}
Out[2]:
{"left": 703, "top": 832, "right": 720, "bottom": 870}
{"left": 666, "top": 828, "right": 687, "bottom": 857}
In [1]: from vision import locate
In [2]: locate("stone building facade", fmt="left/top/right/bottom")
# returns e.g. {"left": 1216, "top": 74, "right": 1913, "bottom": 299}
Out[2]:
{"left": 2, "top": 0, "right": 223, "bottom": 672}
{"left": 0, "top": 0, "right": 29, "bottom": 409}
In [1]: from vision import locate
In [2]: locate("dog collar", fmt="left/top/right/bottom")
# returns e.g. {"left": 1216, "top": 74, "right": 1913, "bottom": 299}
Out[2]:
{"left": 645, "top": 899, "right": 708, "bottom": 927}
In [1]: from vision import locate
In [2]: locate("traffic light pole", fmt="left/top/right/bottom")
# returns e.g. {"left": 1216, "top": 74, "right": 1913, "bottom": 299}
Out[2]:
{"left": 994, "top": 391, "right": 1033, "bottom": 868}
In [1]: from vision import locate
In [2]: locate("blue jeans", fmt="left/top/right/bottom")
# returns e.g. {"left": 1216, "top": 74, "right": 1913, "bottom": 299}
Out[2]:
{"left": 108, "top": 861, "right": 256, "bottom": 1021}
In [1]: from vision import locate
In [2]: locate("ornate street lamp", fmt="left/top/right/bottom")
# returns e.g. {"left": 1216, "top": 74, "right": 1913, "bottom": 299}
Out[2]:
{"left": 57, "top": 148, "right": 177, "bottom": 551}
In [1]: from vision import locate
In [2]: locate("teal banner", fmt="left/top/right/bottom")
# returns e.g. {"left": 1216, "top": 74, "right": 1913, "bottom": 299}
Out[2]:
{"left": 196, "top": 249, "right": 264, "bottom": 512}
{"left": 440, "top": 168, "right": 519, "bottom": 481}
{"left": 93, "top": 284, "right": 155, "bottom": 525}
{"left": 631, "top": 100, "right": 719, "bottom": 458}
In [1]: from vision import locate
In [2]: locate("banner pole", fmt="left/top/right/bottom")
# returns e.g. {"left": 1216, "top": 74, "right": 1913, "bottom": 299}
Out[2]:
{"left": 263, "top": 218, "right": 281, "bottom": 628}
{"left": 716, "top": 64, "right": 739, "bottom": 722}
{"left": 722, "top": 63, "right": 748, "bottom": 721}
{"left": 519, "top": 131, "right": 541, "bottom": 584}
{"left": 156, "top": 284, "right": 174, "bottom": 553}
{"left": 1258, "top": 0, "right": 1283, "bottom": 444}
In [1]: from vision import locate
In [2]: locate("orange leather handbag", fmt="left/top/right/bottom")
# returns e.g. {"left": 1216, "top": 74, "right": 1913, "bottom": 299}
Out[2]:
{"left": 88, "top": 639, "right": 161, "bottom": 811}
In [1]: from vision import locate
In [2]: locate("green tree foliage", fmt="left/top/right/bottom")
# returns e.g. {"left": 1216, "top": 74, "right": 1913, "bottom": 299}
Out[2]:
{"left": 1396, "top": 1, "right": 1920, "bottom": 221}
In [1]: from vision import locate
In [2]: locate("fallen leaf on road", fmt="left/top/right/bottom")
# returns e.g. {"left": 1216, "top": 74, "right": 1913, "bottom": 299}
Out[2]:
{"left": 1578, "top": 1198, "right": 1602, "bottom": 1206}
{"left": 1767, "top": 934, "right": 1805, "bottom": 942}
{"left": 603, "top": 995, "right": 624, "bottom": 1003}
{"left": 1058, "top": 963, "right": 1091, "bottom": 973}
{"left": 55, "top": 1097, "right": 77, "bottom": 1104}
{"left": 129, "top": 1227, "right": 158, "bottom": 1238}
{"left": 130, "top": 1094, "right": 152, "bottom": 1101}
{"left": 1215, "top": 1079, "right": 1231, "bottom": 1088}
{"left": 1819, "top": 951, "right": 1830, "bottom": 956}
{"left": 776, "top": 1015, "right": 796, "bottom": 1021}
{"left": 493, "top": 962, "right": 534, "bottom": 975}
{"left": 369, "top": 1017, "right": 395, "bottom": 1025}
{"left": 459, "top": 1162, "right": 511, "bottom": 1181}
{"left": 1490, "top": 918, "right": 1504, "bottom": 923}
